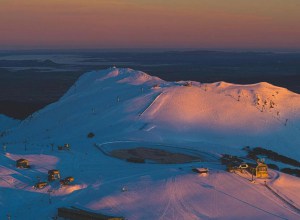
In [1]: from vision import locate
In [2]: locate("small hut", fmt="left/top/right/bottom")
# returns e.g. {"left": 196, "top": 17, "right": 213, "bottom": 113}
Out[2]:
{"left": 34, "top": 182, "right": 47, "bottom": 189}
{"left": 16, "top": 159, "right": 30, "bottom": 168}
{"left": 60, "top": 176, "right": 74, "bottom": 186}
{"left": 48, "top": 169, "right": 60, "bottom": 181}
{"left": 192, "top": 167, "right": 209, "bottom": 174}
{"left": 256, "top": 163, "right": 268, "bottom": 178}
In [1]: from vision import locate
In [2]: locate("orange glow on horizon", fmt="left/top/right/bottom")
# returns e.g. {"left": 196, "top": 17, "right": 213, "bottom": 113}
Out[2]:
{"left": 0, "top": 0, "right": 300, "bottom": 50}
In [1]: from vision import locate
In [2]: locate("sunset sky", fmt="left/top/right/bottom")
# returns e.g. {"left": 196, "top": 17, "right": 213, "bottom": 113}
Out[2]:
{"left": 1, "top": 0, "right": 300, "bottom": 50}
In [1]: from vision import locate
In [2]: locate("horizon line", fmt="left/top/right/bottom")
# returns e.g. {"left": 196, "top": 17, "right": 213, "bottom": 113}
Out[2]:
{"left": 1, "top": 47, "right": 300, "bottom": 54}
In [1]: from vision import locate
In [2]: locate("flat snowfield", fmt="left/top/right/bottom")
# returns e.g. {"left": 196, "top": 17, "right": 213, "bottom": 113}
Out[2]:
{"left": 0, "top": 68, "right": 300, "bottom": 219}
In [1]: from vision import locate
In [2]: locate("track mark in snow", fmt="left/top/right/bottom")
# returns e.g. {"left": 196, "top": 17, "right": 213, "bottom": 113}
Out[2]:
{"left": 158, "top": 176, "right": 201, "bottom": 220}
{"left": 196, "top": 179, "right": 289, "bottom": 220}
{"left": 265, "top": 184, "right": 300, "bottom": 215}
{"left": 174, "top": 177, "right": 206, "bottom": 220}
{"left": 158, "top": 179, "right": 173, "bottom": 220}
{"left": 233, "top": 170, "right": 300, "bottom": 217}
{"left": 139, "top": 92, "right": 164, "bottom": 116}
{"left": 139, "top": 123, "right": 156, "bottom": 131}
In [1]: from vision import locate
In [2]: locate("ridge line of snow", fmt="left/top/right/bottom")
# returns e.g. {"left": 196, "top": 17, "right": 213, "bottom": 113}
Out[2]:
{"left": 139, "top": 92, "right": 164, "bottom": 117}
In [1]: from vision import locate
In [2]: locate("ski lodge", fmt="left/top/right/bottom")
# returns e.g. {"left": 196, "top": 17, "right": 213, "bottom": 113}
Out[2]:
{"left": 256, "top": 163, "right": 268, "bottom": 178}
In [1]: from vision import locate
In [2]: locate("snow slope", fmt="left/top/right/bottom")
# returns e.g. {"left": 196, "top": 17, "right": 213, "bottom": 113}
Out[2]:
{"left": 0, "top": 68, "right": 300, "bottom": 219}
{"left": 0, "top": 114, "right": 20, "bottom": 132}
{"left": 3, "top": 67, "right": 300, "bottom": 159}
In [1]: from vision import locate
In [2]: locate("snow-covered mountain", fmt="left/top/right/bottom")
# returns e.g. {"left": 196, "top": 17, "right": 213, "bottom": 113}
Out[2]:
{"left": 1, "top": 68, "right": 300, "bottom": 220}
{"left": 0, "top": 114, "right": 20, "bottom": 132}
{"left": 4, "top": 67, "right": 300, "bottom": 159}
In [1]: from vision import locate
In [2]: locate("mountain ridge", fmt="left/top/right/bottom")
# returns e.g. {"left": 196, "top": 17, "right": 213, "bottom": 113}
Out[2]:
{"left": 2, "top": 67, "right": 300, "bottom": 160}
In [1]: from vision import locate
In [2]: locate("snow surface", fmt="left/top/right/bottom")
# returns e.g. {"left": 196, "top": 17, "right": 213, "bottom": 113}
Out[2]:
{"left": 0, "top": 114, "right": 20, "bottom": 132}
{"left": 0, "top": 68, "right": 300, "bottom": 219}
